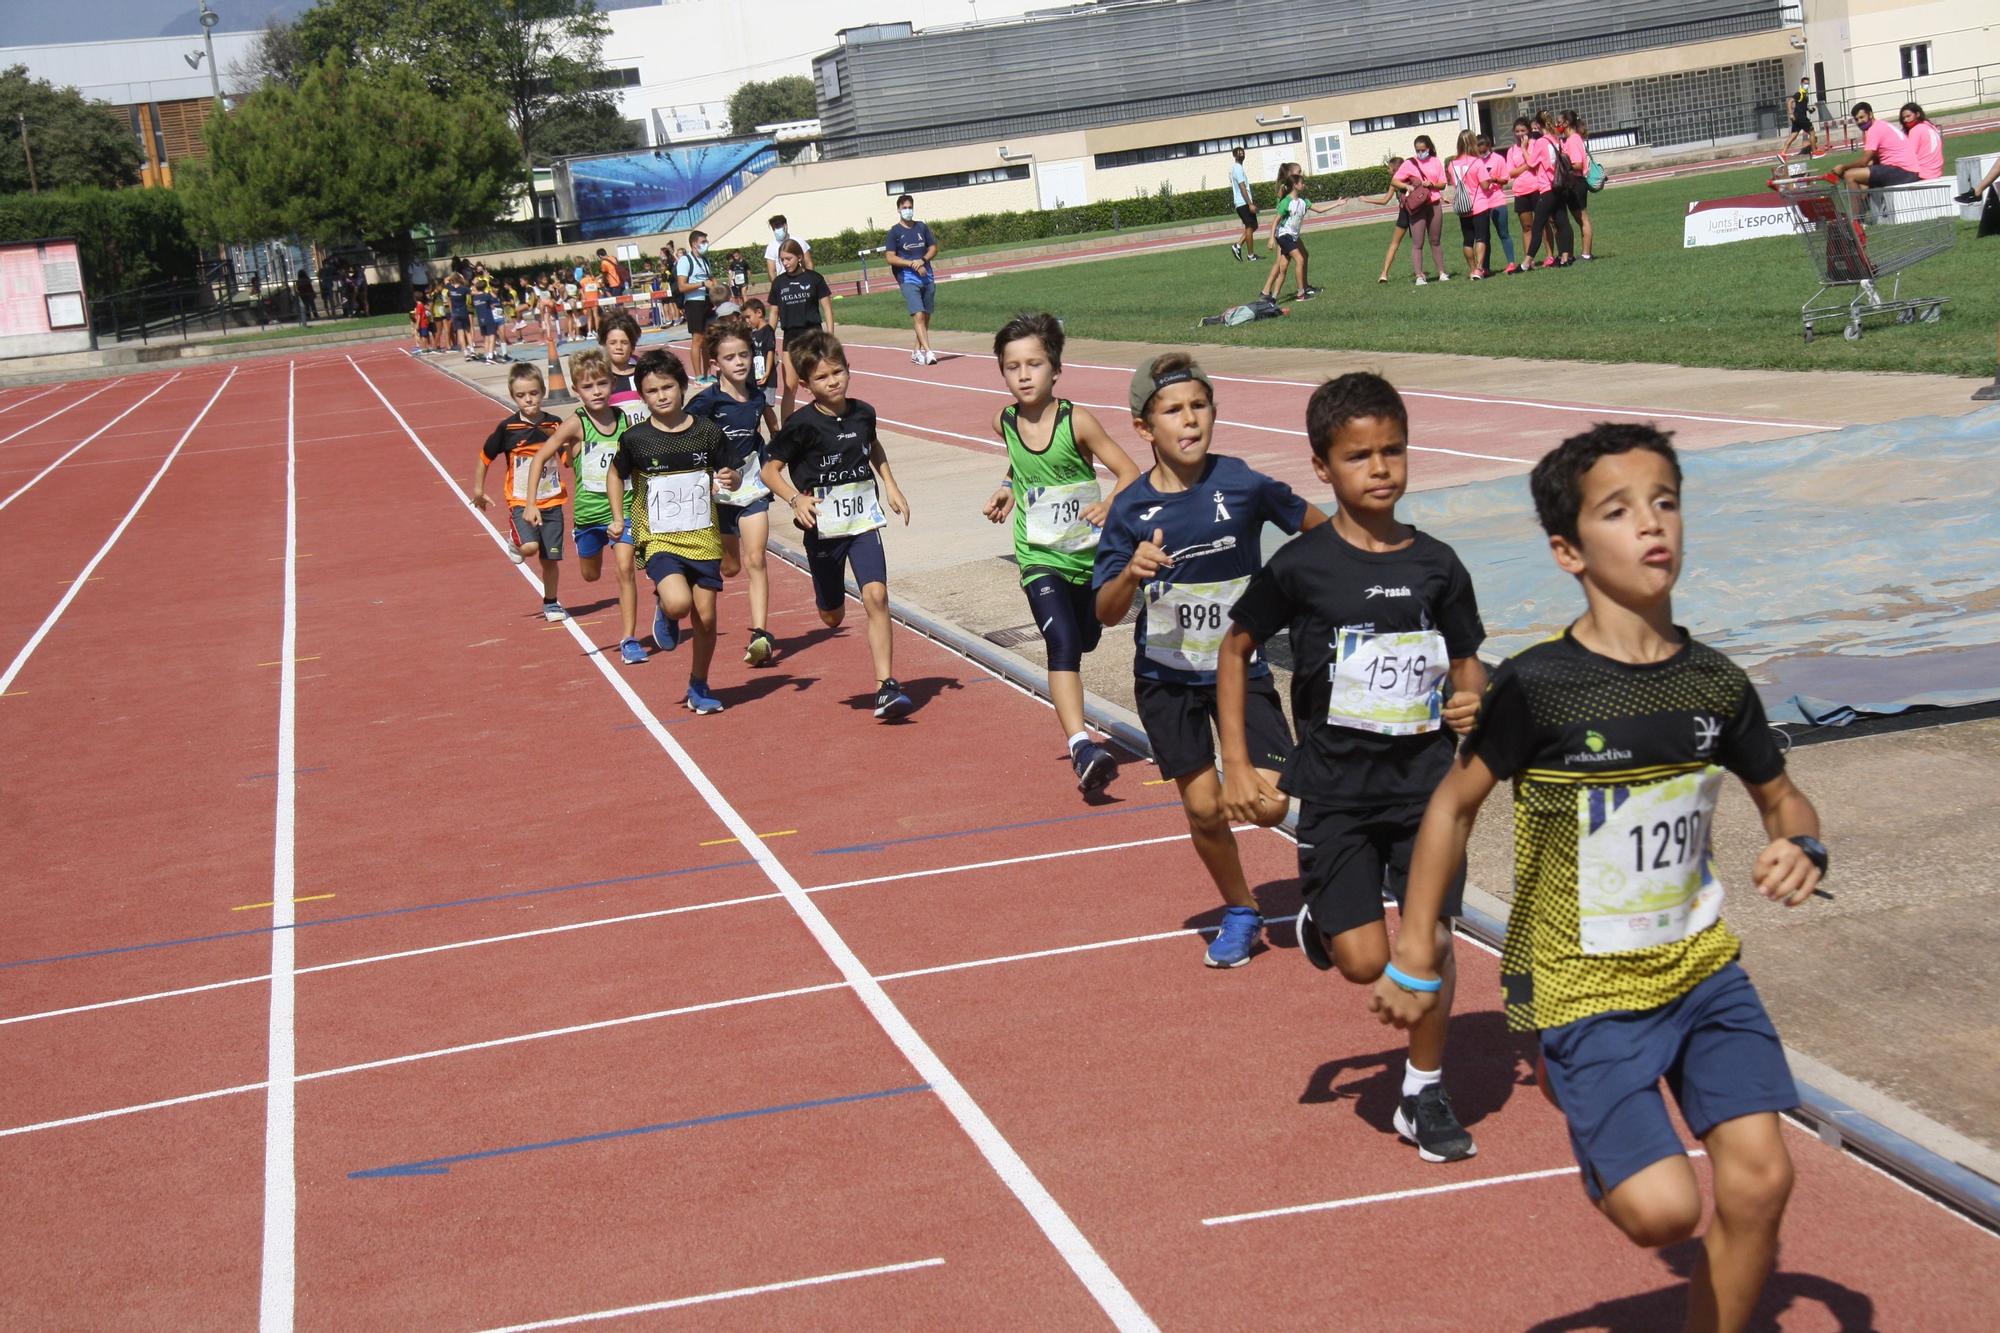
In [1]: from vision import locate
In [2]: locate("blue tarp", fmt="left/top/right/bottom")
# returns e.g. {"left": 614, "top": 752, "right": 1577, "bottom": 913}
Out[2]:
{"left": 1381, "top": 409, "right": 2000, "bottom": 724}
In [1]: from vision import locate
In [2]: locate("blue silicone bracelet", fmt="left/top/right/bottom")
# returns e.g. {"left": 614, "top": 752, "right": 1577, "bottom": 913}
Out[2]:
{"left": 1384, "top": 961, "right": 1442, "bottom": 994}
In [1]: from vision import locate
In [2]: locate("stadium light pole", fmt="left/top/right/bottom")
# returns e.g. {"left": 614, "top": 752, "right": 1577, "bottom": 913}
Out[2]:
{"left": 199, "top": 3, "right": 223, "bottom": 105}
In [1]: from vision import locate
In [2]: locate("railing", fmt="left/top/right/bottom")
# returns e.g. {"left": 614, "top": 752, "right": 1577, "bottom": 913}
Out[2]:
{"left": 89, "top": 283, "right": 311, "bottom": 346}
{"left": 1819, "top": 63, "right": 2000, "bottom": 125}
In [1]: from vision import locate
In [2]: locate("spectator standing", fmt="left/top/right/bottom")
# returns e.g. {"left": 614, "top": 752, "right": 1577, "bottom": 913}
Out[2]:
{"left": 1227, "top": 146, "right": 1260, "bottom": 262}
{"left": 1782, "top": 75, "right": 1819, "bottom": 159}
{"left": 1557, "top": 110, "right": 1595, "bottom": 261}
{"left": 1448, "top": 131, "right": 1492, "bottom": 279}
{"left": 676, "top": 230, "right": 717, "bottom": 380}
{"left": 1477, "top": 134, "right": 1519, "bottom": 273}
{"left": 1393, "top": 136, "right": 1449, "bottom": 284}
{"left": 295, "top": 269, "right": 317, "bottom": 321}
{"left": 763, "top": 214, "right": 812, "bottom": 287}
{"left": 885, "top": 193, "right": 940, "bottom": 365}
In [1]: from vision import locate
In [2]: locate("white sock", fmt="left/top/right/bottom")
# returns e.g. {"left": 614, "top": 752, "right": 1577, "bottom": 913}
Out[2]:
{"left": 1067, "top": 730, "right": 1091, "bottom": 753}
{"left": 1403, "top": 1061, "right": 1442, "bottom": 1099}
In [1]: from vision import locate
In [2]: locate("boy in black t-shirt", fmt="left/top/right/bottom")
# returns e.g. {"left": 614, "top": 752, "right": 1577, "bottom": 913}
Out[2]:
{"left": 743, "top": 299, "right": 779, "bottom": 394}
{"left": 1373, "top": 425, "right": 1827, "bottom": 1328}
{"left": 761, "top": 331, "right": 914, "bottom": 719}
{"left": 1220, "top": 372, "right": 1487, "bottom": 1161}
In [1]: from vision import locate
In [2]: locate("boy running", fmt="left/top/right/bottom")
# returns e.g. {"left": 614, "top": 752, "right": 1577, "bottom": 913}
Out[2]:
{"left": 1094, "top": 353, "right": 1326, "bottom": 967}
{"left": 1219, "top": 372, "right": 1486, "bottom": 1161}
{"left": 689, "top": 316, "right": 782, "bottom": 666}
{"left": 516, "top": 348, "right": 647, "bottom": 664}
{"left": 1373, "top": 424, "right": 1828, "bottom": 1331}
{"left": 744, "top": 299, "right": 779, "bottom": 394}
{"left": 981, "top": 313, "right": 1141, "bottom": 794}
{"left": 469, "top": 363, "right": 567, "bottom": 621}
{"left": 760, "top": 331, "right": 915, "bottom": 720}
{"left": 612, "top": 350, "right": 740, "bottom": 714}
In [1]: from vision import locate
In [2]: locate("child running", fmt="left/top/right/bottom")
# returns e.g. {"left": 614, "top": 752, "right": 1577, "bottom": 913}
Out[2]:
{"left": 1373, "top": 424, "right": 1828, "bottom": 1330}
{"left": 744, "top": 299, "right": 779, "bottom": 396}
{"left": 469, "top": 363, "right": 567, "bottom": 620}
{"left": 1257, "top": 163, "right": 1327, "bottom": 304}
{"left": 760, "top": 331, "right": 915, "bottom": 720}
{"left": 598, "top": 311, "right": 647, "bottom": 423}
{"left": 688, "top": 316, "right": 782, "bottom": 666}
{"left": 611, "top": 350, "right": 740, "bottom": 713}
{"left": 516, "top": 347, "right": 646, "bottom": 664}
{"left": 1094, "top": 353, "right": 1326, "bottom": 967}
{"left": 1219, "top": 372, "right": 1487, "bottom": 1161}
{"left": 980, "top": 313, "right": 1141, "bottom": 794}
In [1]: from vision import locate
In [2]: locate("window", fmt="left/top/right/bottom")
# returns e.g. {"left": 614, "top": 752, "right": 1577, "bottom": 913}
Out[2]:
{"left": 1348, "top": 106, "right": 1458, "bottom": 136}
{"left": 1310, "top": 129, "right": 1344, "bottom": 173}
{"left": 886, "top": 164, "right": 1029, "bottom": 195}
{"left": 1093, "top": 126, "right": 1300, "bottom": 172}
{"left": 816, "top": 58, "right": 841, "bottom": 102}
{"left": 1900, "top": 43, "right": 1930, "bottom": 79}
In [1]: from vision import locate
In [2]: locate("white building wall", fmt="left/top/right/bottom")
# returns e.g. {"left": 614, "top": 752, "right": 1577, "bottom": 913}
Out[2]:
{"left": 0, "top": 33, "right": 262, "bottom": 106}
{"left": 1801, "top": 0, "right": 2000, "bottom": 109}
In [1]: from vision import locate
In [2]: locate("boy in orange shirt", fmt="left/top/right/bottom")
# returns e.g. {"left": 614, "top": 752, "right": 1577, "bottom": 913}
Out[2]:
{"left": 470, "top": 363, "right": 568, "bottom": 621}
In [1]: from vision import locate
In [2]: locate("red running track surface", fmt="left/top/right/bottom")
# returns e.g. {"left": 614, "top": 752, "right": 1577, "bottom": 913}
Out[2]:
{"left": 1, "top": 346, "right": 1992, "bottom": 1328}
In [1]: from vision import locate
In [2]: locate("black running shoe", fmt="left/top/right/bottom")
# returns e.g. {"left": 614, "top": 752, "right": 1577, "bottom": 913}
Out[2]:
{"left": 874, "top": 678, "right": 913, "bottom": 719}
{"left": 1295, "top": 903, "right": 1334, "bottom": 971}
{"left": 1394, "top": 1084, "right": 1478, "bottom": 1163}
{"left": 1956, "top": 190, "right": 1980, "bottom": 205}
{"left": 1071, "top": 741, "right": 1116, "bottom": 794}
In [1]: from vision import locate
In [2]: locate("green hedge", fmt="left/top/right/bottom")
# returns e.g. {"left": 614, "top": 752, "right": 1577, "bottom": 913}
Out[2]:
{"left": 0, "top": 187, "right": 200, "bottom": 295}
{"left": 804, "top": 163, "right": 1395, "bottom": 261}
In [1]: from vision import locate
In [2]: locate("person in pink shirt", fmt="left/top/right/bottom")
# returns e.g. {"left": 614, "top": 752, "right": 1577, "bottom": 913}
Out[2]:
{"left": 1557, "top": 109, "right": 1596, "bottom": 261}
{"left": 1369, "top": 157, "right": 1412, "bottom": 283}
{"left": 1448, "top": 130, "right": 1496, "bottom": 278}
{"left": 1511, "top": 113, "right": 1573, "bottom": 268}
{"left": 1899, "top": 103, "right": 1944, "bottom": 181}
{"left": 1839, "top": 102, "right": 1920, "bottom": 189}
{"left": 1391, "top": 134, "right": 1450, "bottom": 285}
{"left": 1476, "top": 134, "right": 1519, "bottom": 274}
{"left": 1505, "top": 118, "right": 1542, "bottom": 268}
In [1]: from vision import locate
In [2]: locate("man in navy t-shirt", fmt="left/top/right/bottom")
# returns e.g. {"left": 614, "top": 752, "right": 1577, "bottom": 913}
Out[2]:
{"left": 884, "top": 193, "right": 939, "bottom": 367}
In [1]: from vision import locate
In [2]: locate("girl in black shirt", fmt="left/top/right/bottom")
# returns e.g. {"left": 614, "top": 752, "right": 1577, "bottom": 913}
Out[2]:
{"left": 767, "top": 239, "right": 833, "bottom": 421}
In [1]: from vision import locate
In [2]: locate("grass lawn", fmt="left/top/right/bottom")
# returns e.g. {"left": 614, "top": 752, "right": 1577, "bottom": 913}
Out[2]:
{"left": 837, "top": 131, "right": 2000, "bottom": 377}
{"left": 212, "top": 313, "right": 409, "bottom": 346}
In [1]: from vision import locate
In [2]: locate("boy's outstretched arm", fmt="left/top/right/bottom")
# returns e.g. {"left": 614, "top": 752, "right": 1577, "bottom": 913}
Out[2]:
{"left": 1370, "top": 751, "right": 1500, "bottom": 1027}
{"left": 1217, "top": 625, "right": 1282, "bottom": 822}
{"left": 1742, "top": 772, "right": 1824, "bottom": 906}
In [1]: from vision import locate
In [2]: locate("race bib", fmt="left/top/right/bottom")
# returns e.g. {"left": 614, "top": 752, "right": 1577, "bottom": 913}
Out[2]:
{"left": 1144, "top": 578, "right": 1247, "bottom": 674}
{"left": 1325, "top": 628, "right": 1448, "bottom": 736}
{"left": 511, "top": 453, "right": 562, "bottom": 505}
{"left": 575, "top": 439, "right": 617, "bottom": 494}
{"left": 816, "top": 480, "right": 885, "bottom": 537}
{"left": 714, "top": 459, "right": 770, "bottom": 508}
{"left": 644, "top": 471, "right": 711, "bottom": 534}
{"left": 752, "top": 353, "right": 768, "bottom": 384}
{"left": 1021, "top": 480, "right": 1102, "bottom": 553}
{"left": 1576, "top": 768, "right": 1726, "bottom": 955}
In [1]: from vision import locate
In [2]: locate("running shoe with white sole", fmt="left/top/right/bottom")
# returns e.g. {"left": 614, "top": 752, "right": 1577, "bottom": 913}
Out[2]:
{"left": 744, "top": 628, "right": 775, "bottom": 666}
{"left": 1394, "top": 1085, "right": 1478, "bottom": 1162}
{"left": 618, "top": 637, "right": 649, "bottom": 665}
{"left": 1205, "top": 905, "right": 1262, "bottom": 968}
{"left": 1295, "top": 903, "right": 1334, "bottom": 971}
{"left": 685, "top": 680, "right": 725, "bottom": 714}
{"left": 1231, "top": 243, "right": 1244, "bottom": 261}
{"left": 874, "top": 677, "right": 913, "bottom": 719}
{"left": 1071, "top": 740, "right": 1117, "bottom": 795}
{"left": 541, "top": 600, "right": 566, "bottom": 622}
{"left": 653, "top": 607, "right": 680, "bottom": 652}
{"left": 505, "top": 544, "right": 525, "bottom": 565}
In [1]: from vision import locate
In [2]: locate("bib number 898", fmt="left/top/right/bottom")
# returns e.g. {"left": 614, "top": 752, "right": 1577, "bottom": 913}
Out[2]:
{"left": 1176, "top": 602, "right": 1223, "bottom": 631}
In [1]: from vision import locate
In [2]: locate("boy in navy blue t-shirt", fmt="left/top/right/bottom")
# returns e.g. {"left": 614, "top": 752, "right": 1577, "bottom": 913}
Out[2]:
{"left": 1094, "top": 353, "right": 1325, "bottom": 967}
{"left": 884, "top": 193, "right": 939, "bottom": 366}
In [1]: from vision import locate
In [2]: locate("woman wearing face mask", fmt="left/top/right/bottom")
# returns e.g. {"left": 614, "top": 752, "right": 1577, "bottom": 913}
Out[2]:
{"left": 1556, "top": 110, "right": 1595, "bottom": 261}
{"left": 1505, "top": 119, "right": 1542, "bottom": 268}
{"left": 1477, "top": 134, "right": 1519, "bottom": 274}
{"left": 1512, "top": 113, "right": 1573, "bottom": 268}
{"left": 1391, "top": 136, "right": 1449, "bottom": 284}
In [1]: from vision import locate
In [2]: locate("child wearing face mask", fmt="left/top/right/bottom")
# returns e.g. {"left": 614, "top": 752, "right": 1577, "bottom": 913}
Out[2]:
{"left": 676, "top": 230, "right": 716, "bottom": 381}
{"left": 763, "top": 214, "right": 813, "bottom": 288}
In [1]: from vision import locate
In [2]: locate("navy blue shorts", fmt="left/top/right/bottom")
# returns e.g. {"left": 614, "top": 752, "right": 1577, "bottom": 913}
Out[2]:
{"left": 805, "top": 527, "right": 887, "bottom": 611}
{"left": 718, "top": 495, "right": 771, "bottom": 537}
{"left": 1021, "top": 571, "right": 1101, "bottom": 673}
{"left": 644, "top": 550, "right": 722, "bottom": 591}
{"left": 1277, "top": 233, "right": 1302, "bottom": 256}
{"left": 574, "top": 519, "right": 633, "bottom": 560}
{"left": 1539, "top": 961, "right": 1797, "bottom": 1201}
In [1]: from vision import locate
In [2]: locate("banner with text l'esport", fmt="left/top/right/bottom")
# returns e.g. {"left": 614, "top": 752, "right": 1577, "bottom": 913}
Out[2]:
{"left": 1682, "top": 193, "right": 1807, "bottom": 248}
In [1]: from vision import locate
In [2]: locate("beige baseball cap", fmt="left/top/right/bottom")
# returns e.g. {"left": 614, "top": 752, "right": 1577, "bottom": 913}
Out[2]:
{"left": 1129, "top": 354, "right": 1215, "bottom": 418}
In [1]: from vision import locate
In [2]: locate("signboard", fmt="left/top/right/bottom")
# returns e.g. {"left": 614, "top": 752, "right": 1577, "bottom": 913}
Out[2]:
{"left": 0, "top": 238, "right": 91, "bottom": 359}
{"left": 1683, "top": 193, "right": 1805, "bottom": 248}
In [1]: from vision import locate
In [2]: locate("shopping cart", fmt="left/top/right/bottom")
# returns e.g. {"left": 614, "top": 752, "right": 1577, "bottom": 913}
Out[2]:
{"left": 1767, "top": 173, "right": 1956, "bottom": 343}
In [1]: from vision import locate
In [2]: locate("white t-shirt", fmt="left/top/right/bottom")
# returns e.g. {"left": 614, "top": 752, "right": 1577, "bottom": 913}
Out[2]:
{"left": 764, "top": 235, "right": 811, "bottom": 273}
{"left": 1229, "top": 160, "right": 1250, "bottom": 208}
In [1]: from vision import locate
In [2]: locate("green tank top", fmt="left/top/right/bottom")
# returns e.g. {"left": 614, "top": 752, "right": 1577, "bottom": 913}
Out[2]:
{"left": 1001, "top": 400, "right": 1101, "bottom": 585}
{"left": 572, "top": 405, "right": 629, "bottom": 527}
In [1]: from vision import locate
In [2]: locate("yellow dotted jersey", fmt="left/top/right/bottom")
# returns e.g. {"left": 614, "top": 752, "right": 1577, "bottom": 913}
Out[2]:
{"left": 611, "top": 416, "right": 727, "bottom": 563}
{"left": 1464, "top": 630, "right": 1786, "bottom": 1031}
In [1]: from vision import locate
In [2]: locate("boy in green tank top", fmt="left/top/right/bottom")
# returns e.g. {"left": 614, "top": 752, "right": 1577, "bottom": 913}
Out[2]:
{"left": 982, "top": 313, "right": 1142, "bottom": 794}
{"left": 517, "top": 347, "right": 647, "bottom": 664}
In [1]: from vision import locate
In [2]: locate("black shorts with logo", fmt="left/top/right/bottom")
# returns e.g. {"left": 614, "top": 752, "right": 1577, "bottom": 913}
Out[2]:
{"left": 1297, "top": 799, "right": 1465, "bottom": 936}
{"left": 1135, "top": 675, "right": 1292, "bottom": 781}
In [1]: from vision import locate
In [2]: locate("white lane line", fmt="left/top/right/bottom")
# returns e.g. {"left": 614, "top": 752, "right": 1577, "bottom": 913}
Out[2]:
{"left": 0, "top": 382, "right": 62, "bottom": 414}
{"left": 258, "top": 362, "right": 299, "bottom": 1333}
{"left": 478, "top": 1257, "right": 947, "bottom": 1332}
{"left": 0, "top": 378, "right": 120, "bottom": 448}
{"left": 879, "top": 927, "right": 1200, "bottom": 982}
{"left": 0, "top": 376, "right": 181, "bottom": 513}
{"left": 352, "top": 353, "right": 1155, "bottom": 1333}
{"left": 0, "top": 369, "right": 235, "bottom": 698}
{"left": 852, "top": 365, "right": 1526, "bottom": 464}
{"left": 806, "top": 828, "right": 1208, "bottom": 895}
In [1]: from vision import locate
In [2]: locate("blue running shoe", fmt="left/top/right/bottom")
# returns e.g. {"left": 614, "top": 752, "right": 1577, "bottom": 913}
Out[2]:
{"left": 653, "top": 607, "right": 680, "bottom": 652}
{"left": 685, "top": 679, "right": 725, "bottom": 714}
{"left": 618, "top": 637, "right": 649, "bottom": 665}
{"left": 873, "top": 678, "right": 913, "bottom": 719}
{"left": 1205, "top": 905, "right": 1262, "bottom": 968}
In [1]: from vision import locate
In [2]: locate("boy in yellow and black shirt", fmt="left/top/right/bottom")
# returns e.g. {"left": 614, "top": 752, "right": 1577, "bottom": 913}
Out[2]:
{"left": 1372, "top": 424, "right": 1828, "bottom": 1332}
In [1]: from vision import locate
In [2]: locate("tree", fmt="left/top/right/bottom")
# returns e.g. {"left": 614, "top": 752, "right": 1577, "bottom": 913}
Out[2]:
{"left": 0, "top": 65, "right": 142, "bottom": 193}
{"left": 289, "top": 0, "right": 611, "bottom": 203}
{"left": 182, "top": 60, "right": 518, "bottom": 309}
{"left": 727, "top": 75, "right": 817, "bottom": 137}
{"left": 531, "top": 95, "right": 643, "bottom": 166}
{"left": 227, "top": 17, "right": 312, "bottom": 92}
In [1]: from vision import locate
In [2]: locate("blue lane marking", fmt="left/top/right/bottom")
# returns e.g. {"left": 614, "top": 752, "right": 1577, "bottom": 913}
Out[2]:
{"left": 816, "top": 798, "right": 1181, "bottom": 856}
{"left": 0, "top": 859, "right": 757, "bottom": 972}
{"left": 349, "top": 1083, "right": 933, "bottom": 1179}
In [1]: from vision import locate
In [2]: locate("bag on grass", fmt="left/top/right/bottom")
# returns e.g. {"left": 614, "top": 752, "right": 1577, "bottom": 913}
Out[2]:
{"left": 1981, "top": 186, "right": 2000, "bottom": 239}
{"left": 1201, "top": 298, "right": 1286, "bottom": 327}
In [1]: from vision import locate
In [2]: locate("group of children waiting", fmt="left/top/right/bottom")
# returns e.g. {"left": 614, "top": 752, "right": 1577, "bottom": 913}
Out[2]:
{"left": 465, "top": 303, "right": 1830, "bottom": 1330}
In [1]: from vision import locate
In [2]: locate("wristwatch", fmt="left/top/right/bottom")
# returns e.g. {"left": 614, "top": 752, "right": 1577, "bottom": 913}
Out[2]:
{"left": 1788, "top": 835, "right": 1829, "bottom": 876}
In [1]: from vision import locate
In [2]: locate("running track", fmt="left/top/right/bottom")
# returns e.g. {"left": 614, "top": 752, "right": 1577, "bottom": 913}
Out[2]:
{"left": 1, "top": 349, "right": 1993, "bottom": 1328}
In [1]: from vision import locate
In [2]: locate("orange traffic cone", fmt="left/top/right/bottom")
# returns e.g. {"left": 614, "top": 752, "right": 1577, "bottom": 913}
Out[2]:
{"left": 543, "top": 325, "right": 574, "bottom": 404}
